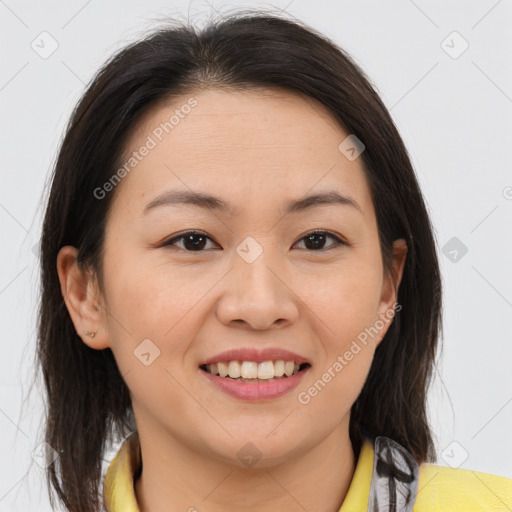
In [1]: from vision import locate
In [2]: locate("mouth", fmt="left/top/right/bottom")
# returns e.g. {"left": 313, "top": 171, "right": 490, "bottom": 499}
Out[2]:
{"left": 199, "top": 360, "right": 312, "bottom": 382}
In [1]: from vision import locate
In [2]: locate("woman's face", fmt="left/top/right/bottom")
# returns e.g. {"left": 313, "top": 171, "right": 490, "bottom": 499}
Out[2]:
{"left": 71, "top": 87, "right": 406, "bottom": 466}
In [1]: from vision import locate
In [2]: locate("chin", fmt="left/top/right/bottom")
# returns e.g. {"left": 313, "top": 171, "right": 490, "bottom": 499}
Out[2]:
{"left": 201, "top": 431, "right": 310, "bottom": 470}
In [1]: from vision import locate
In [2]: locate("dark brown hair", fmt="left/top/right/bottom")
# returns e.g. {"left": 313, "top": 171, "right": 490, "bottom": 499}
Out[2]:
{"left": 36, "top": 9, "right": 442, "bottom": 512}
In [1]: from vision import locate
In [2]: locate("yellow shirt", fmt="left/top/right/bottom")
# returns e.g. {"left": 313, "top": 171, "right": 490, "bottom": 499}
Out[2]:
{"left": 103, "top": 432, "right": 512, "bottom": 511}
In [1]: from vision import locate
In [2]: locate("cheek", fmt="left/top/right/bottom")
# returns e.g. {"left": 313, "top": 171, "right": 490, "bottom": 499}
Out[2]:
{"left": 101, "top": 262, "right": 200, "bottom": 418}
{"left": 103, "top": 244, "right": 202, "bottom": 332}
{"left": 299, "top": 255, "right": 384, "bottom": 335}
{"left": 294, "top": 258, "right": 383, "bottom": 411}
{"left": 100, "top": 249, "right": 204, "bottom": 376}
{"left": 296, "top": 332, "right": 376, "bottom": 436}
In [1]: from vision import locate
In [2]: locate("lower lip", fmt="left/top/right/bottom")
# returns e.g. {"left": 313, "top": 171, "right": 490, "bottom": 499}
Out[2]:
{"left": 200, "top": 367, "right": 310, "bottom": 401}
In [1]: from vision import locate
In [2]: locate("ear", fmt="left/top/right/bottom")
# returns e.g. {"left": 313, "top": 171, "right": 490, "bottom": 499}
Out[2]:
{"left": 56, "top": 246, "right": 110, "bottom": 350}
{"left": 375, "top": 238, "right": 408, "bottom": 345}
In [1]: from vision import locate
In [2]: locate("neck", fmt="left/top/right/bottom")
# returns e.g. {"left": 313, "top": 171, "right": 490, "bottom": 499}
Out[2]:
{"left": 134, "top": 416, "right": 356, "bottom": 512}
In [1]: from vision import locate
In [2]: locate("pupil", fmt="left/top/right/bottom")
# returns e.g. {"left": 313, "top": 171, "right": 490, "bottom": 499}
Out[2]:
{"left": 184, "top": 234, "right": 206, "bottom": 251}
{"left": 305, "top": 233, "right": 325, "bottom": 250}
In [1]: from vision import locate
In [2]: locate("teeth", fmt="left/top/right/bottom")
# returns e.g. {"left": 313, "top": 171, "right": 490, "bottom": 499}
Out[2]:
{"left": 218, "top": 361, "right": 229, "bottom": 377}
{"left": 274, "top": 360, "right": 285, "bottom": 377}
{"left": 257, "top": 361, "right": 274, "bottom": 379}
{"left": 204, "top": 360, "right": 306, "bottom": 379}
{"left": 228, "top": 361, "right": 241, "bottom": 378}
{"left": 241, "top": 361, "right": 258, "bottom": 379}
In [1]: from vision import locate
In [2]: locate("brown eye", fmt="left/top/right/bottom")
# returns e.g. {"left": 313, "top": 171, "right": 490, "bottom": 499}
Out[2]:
{"left": 162, "top": 231, "right": 218, "bottom": 252}
{"left": 294, "top": 231, "right": 346, "bottom": 251}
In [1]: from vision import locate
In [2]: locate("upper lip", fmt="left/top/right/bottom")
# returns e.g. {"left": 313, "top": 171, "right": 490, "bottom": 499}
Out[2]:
{"left": 200, "top": 348, "right": 311, "bottom": 366}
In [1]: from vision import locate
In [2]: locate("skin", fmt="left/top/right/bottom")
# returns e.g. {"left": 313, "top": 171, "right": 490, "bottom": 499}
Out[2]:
{"left": 57, "top": 87, "right": 407, "bottom": 512}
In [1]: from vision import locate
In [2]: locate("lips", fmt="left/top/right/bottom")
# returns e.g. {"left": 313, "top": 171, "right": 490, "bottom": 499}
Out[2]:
{"left": 200, "top": 362, "right": 310, "bottom": 401}
{"left": 199, "top": 347, "right": 311, "bottom": 366}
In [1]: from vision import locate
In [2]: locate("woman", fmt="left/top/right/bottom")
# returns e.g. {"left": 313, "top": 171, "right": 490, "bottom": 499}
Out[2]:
{"left": 36, "top": 10, "right": 511, "bottom": 512}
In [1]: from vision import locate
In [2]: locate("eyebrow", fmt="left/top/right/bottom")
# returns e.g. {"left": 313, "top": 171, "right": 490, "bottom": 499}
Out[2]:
{"left": 142, "top": 189, "right": 362, "bottom": 216}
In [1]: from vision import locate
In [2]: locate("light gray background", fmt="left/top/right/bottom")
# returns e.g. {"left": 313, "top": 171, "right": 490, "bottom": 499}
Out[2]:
{"left": 1, "top": 0, "right": 511, "bottom": 510}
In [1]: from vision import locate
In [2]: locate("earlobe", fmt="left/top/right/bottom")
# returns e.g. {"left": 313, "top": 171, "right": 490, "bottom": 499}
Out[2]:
{"left": 56, "top": 246, "right": 110, "bottom": 350}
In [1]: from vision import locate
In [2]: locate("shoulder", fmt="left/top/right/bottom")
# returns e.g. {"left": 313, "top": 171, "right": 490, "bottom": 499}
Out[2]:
{"left": 414, "top": 462, "right": 512, "bottom": 511}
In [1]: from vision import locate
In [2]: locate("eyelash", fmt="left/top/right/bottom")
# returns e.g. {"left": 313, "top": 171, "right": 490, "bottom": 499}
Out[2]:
{"left": 161, "top": 230, "right": 347, "bottom": 253}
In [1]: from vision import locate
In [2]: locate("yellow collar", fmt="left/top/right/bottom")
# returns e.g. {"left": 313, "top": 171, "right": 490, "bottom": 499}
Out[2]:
{"left": 103, "top": 432, "right": 374, "bottom": 511}
{"left": 103, "top": 432, "right": 142, "bottom": 512}
{"left": 103, "top": 431, "right": 512, "bottom": 511}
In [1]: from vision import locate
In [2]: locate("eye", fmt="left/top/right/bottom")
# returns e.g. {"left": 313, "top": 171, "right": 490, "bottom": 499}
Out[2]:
{"left": 162, "top": 230, "right": 346, "bottom": 252}
{"left": 293, "top": 230, "right": 346, "bottom": 251}
{"left": 162, "top": 231, "right": 219, "bottom": 252}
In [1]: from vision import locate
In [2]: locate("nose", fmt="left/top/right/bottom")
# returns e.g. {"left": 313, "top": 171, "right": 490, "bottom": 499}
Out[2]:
{"left": 215, "top": 248, "right": 299, "bottom": 331}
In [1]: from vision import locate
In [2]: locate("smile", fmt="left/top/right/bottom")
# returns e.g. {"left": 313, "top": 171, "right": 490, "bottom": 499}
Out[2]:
{"left": 200, "top": 360, "right": 310, "bottom": 381}
{"left": 199, "top": 361, "right": 311, "bottom": 401}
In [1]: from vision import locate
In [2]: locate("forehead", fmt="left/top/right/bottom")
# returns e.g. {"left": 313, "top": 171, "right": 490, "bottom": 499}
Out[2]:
{"left": 110, "top": 87, "right": 374, "bottom": 221}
